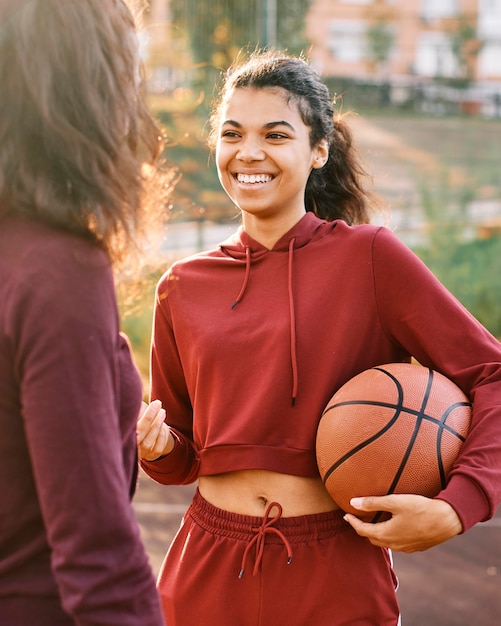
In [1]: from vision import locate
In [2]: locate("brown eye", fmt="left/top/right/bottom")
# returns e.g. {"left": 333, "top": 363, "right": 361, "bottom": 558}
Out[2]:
{"left": 221, "top": 130, "right": 240, "bottom": 139}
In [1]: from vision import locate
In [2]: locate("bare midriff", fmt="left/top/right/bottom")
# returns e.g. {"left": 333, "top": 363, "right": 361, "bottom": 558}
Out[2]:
{"left": 198, "top": 469, "right": 338, "bottom": 517}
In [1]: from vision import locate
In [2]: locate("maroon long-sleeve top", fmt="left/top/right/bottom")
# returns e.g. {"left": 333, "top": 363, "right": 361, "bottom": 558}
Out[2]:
{"left": 0, "top": 216, "right": 164, "bottom": 625}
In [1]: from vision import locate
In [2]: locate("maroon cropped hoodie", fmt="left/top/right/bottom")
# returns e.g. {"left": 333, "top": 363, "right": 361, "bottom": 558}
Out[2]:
{"left": 142, "top": 213, "right": 501, "bottom": 532}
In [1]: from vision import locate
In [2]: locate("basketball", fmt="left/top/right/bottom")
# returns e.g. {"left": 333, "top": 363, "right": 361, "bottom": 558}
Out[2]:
{"left": 316, "top": 363, "right": 472, "bottom": 523}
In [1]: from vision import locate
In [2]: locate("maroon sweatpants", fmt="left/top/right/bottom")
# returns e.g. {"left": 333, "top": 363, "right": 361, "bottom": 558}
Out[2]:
{"left": 157, "top": 489, "right": 400, "bottom": 625}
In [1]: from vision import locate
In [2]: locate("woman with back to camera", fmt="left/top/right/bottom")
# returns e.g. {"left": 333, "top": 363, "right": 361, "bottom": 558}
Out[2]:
{"left": 138, "top": 50, "right": 501, "bottom": 625}
{"left": 0, "top": 1, "right": 171, "bottom": 624}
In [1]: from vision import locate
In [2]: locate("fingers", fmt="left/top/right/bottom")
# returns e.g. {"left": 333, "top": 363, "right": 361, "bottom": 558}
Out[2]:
{"left": 343, "top": 496, "right": 396, "bottom": 547}
{"left": 343, "top": 495, "right": 462, "bottom": 553}
{"left": 137, "top": 400, "right": 171, "bottom": 461}
{"left": 343, "top": 511, "right": 399, "bottom": 550}
{"left": 349, "top": 495, "right": 398, "bottom": 513}
{"left": 137, "top": 399, "right": 163, "bottom": 434}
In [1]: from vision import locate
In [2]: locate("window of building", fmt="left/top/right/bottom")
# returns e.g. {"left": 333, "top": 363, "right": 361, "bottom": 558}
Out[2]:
{"left": 414, "top": 31, "right": 458, "bottom": 77}
{"left": 478, "top": 42, "right": 501, "bottom": 77}
{"left": 420, "top": 0, "right": 459, "bottom": 20}
{"left": 478, "top": 0, "right": 501, "bottom": 37}
{"left": 479, "top": 0, "right": 501, "bottom": 9}
{"left": 328, "top": 20, "right": 366, "bottom": 62}
{"left": 337, "top": 0, "right": 397, "bottom": 4}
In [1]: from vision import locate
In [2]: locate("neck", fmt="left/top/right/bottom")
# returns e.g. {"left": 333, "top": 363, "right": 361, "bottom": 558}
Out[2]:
{"left": 241, "top": 210, "right": 306, "bottom": 250}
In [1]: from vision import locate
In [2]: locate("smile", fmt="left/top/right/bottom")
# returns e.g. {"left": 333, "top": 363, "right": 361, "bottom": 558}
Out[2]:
{"left": 236, "top": 173, "right": 273, "bottom": 184}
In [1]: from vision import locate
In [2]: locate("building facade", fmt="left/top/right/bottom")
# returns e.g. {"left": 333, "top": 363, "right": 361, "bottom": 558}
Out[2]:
{"left": 305, "top": 0, "right": 501, "bottom": 84}
{"left": 145, "top": 1, "right": 501, "bottom": 113}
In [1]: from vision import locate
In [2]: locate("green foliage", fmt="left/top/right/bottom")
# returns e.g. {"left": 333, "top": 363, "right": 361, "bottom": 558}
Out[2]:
{"left": 366, "top": 20, "right": 394, "bottom": 71}
{"left": 415, "top": 235, "right": 501, "bottom": 337}
{"left": 155, "top": 107, "right": 235, "bottom": 222}
{"left": 446, "top": 15, "right": 484, "bottom": 84}
{"left": 274, "top": 0, "right": 311, "bottom": 52}
{"left": 169, "top": 0, "right": 310, "bottom": 105}
{"left": 118, "top": 271, "right": 162, "bottom": 391}
{"left": 413, "top": 175, "right": 501, "bottom": 337}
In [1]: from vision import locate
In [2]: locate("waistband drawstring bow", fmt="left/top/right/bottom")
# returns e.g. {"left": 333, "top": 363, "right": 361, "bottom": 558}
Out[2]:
{"left": 238, "top": 502, "right": 293, "bottom": 579}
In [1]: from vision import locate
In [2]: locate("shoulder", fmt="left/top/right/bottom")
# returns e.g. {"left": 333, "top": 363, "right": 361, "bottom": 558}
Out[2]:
{"left": 313, "top": 218, "right": 384, "bottom": 244}
{"left": 320, "top": 219, "right": 395, "bottom": 254}
{"left": 1, "top": 217, "right": 110, "bottom": 273}
{"left": 334, "top": 219, "right": 388, "bottom": 240}
{"left": 1, "top": 218, "right": 115, "bottom": 321}
{"left": 321, "top": 222, "right": 421, "bottom": 275}
{"left": 334, "top": 221, "right": 412, "bottom": 254}
{"left": 29, "top": 220, "right": 109, "bottom": 281}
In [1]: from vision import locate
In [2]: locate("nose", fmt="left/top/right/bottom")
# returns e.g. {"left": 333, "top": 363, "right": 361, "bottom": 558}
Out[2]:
{"left": 236, "top": 137, "right": 265, "bottom": 162}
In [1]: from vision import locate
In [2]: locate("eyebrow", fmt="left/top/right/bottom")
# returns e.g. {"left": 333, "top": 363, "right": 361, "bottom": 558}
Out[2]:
{"left": 222, "top": 119, "right": 296, "bottom": 132}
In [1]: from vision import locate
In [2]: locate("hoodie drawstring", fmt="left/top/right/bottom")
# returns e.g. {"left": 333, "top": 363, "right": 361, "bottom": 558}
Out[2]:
{"left": 288, "top": 238, "right": 298, "bottom": 406}
{"left": 230, "top": 240, "right": 299, "bottom": 405}
{"left": 238, "top": 502, "right": 293, "bottom": 579}
{"left": 231, "top": 246, "right": 251, "bottom": 309}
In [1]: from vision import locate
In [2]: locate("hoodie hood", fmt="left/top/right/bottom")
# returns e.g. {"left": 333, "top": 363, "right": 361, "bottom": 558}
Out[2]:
{"left": 219, "top": 211, "right": 332, "bottom": 259}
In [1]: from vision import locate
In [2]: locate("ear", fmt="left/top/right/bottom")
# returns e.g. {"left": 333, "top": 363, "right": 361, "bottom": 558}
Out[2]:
{"left": 312, "top": 138, "right": 329, "bottom": 169}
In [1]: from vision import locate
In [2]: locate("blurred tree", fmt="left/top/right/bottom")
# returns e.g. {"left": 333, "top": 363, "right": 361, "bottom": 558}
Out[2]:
{"left": 364, "top": 0, "right": 396, "bottom": 78}
{"left": 366, "top": 20, "right": 394, "bottom": 78}
{"left": 444, "top": 14, "right": 484, "bottom": 88}
{"left": 169, "top": 0, "right": 310, "bottom": 106}
{"left": 416, "top": 173, "right": 501, "bottom": 337}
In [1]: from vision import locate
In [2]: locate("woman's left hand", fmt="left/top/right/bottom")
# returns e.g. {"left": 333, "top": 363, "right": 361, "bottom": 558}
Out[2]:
{"left": 343, "top": 494, "right": 463, "bottom": 553}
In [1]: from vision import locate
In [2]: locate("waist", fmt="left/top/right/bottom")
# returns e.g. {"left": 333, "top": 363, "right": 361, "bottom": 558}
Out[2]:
{"left": 198, "top": 469, "right": 338, "bottom": 517}
{"left": 189, "top": 488, "right": 346, "bottom": 541}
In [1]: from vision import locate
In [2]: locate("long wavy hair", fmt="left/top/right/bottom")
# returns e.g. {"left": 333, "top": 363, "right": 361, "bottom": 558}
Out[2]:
{"left": 208, "top": 50, "right": 385, "bottom": 225}
{"left": 0, "top": 0, "right": 174, "bottom": 266}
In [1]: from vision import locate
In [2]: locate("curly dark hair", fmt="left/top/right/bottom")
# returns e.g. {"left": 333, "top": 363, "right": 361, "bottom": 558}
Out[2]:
{"left": 0, "top": 0, "right": 174, "bottom": 266}
{"left": 208, "top": 50, "right": 385, "bottom": 225}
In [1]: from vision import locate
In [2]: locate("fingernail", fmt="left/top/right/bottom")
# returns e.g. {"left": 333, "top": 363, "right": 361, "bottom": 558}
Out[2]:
{"left": 350, "top": 497, "right": 364, "bottom": 508}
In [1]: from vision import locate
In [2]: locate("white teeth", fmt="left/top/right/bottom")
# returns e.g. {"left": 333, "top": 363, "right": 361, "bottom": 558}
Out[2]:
{"left": 237, "top": 173, "right": 273, "bottom": 184}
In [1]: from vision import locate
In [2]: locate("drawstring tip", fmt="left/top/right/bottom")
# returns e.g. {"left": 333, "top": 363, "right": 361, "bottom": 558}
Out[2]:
{"left": 291, "top": 397, "right": 296, "bottom": 407}
{"left": 231, "top": 301, "right": 238, "bottom": 309}
{"left": 238, "top": 568, "right": 245, "bottom": 579}
{"left": 287, "top": 557, "right": 293, "bottom": 565}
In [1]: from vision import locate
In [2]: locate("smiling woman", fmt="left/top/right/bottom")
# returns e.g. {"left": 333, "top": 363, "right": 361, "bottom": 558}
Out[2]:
{"left": 138, "top": 50, "right": 501, "bottom": 626}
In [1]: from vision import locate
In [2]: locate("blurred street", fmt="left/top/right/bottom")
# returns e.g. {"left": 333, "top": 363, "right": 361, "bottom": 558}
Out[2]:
{"left": 134, "top": 469, "right": 501, "bottom": 626}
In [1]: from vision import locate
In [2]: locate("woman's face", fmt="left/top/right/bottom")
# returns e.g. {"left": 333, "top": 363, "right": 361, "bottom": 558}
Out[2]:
{"left": 215, "top": 86, "right": 328, "bottom": 229}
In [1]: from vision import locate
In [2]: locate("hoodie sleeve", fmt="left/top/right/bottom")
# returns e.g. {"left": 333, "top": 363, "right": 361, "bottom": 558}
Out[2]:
{"left": 140, "top": 272, "right": 200, "bottom": 485}
{"left": 372, "top": 227, "right": 501, "bottom": 531}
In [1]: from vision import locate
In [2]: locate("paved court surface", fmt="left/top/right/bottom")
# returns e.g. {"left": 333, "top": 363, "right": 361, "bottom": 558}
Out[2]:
{"left": 134, "top": 470, "right": 501, "bottom": 625}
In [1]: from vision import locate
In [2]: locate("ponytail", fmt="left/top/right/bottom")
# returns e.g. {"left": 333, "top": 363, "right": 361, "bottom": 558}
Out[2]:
{"left": 306, "top": 114, "right": 382, "bottom": 225}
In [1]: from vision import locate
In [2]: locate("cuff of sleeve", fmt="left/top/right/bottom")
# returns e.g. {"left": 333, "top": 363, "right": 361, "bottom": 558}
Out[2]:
{"left": 140, "top": 429, "right": 198, "bottom": 485}
{"left": 435, "top": 474, "right": 491, "bottom": 533}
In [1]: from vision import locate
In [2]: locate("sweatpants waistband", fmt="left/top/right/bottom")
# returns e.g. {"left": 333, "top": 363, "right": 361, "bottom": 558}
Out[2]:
{"left": 188, "top": 488, "right": 348, "bottom": 544}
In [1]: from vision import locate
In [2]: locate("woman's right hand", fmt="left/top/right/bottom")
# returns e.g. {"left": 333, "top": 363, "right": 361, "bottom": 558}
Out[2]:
{"left": 137, "top": 400, "right": 174, "bottom": 461}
